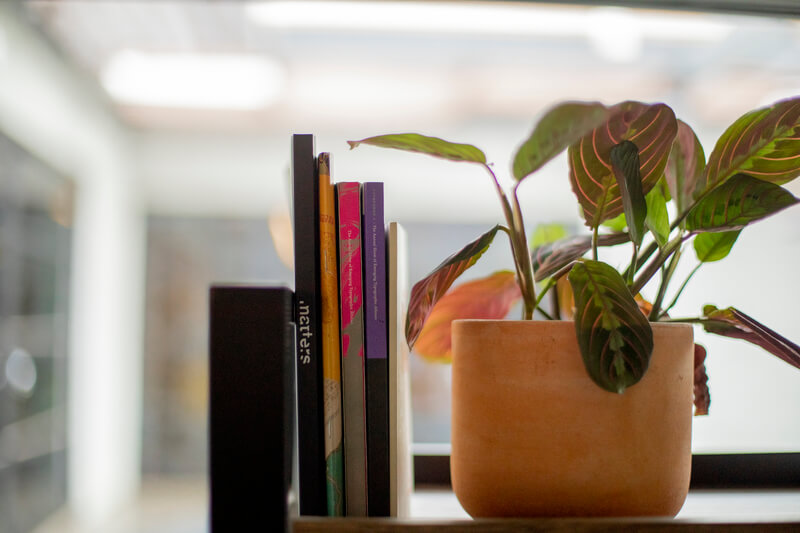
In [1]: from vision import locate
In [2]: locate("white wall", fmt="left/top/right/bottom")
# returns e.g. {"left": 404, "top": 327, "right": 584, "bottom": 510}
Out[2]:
{"left": 0, "top": 4, "right": 145, "bottom": 526}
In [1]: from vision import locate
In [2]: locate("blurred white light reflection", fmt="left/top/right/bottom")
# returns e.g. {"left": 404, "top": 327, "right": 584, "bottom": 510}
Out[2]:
{"left": 100, "top": 50, "right": 287, "bottom": 109}
{"left": 247, "top": 1, "right": 733, "bottom": 43}
{"left": 6, "top": 347, "right": 37, "bottom": 397}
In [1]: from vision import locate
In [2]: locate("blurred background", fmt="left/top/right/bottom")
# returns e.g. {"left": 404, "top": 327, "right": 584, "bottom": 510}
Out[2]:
{"left": 0, "top": 0, "right": 799, "bottom": 531}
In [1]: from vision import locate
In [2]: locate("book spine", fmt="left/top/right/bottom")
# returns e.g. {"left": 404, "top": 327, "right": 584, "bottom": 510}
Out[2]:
{"left": 291, "top": 134, "right": 326, "bottom": 516}
{"left": 362, "top": 183, "right": 390, "bottom": 517}
{"left": 318, "top": 153, "right": 345, "bottom": 516}
{"left": 388, "top": 222, "right": 413, "bottom": 518}
{"left": 336, "top": 182, "right": 368, "bottom": 517}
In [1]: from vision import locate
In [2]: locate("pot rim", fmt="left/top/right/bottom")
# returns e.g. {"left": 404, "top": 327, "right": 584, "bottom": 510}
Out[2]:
{"left": 452, "top": 318, "right": 692, "bottom": 330}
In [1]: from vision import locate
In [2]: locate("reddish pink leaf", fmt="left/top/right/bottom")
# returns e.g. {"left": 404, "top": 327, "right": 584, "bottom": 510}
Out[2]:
{"left": 694, "top": 343, "right": 710, "bottom": 416}
{"left": 414, "top": 271, "right": 521, "bottom": 363}
{"left": 406, "top": 225, "right": 502, "bottom": 349}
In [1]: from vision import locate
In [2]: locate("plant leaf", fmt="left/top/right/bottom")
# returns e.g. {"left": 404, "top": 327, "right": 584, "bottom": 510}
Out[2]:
{"left": 611, "top": 140, "right": 647, "bottom": 246}
{"left": 414, "top": 271, "right": 521, "bottom": 363}
{"left": 513, "top": 101, "right": 611, "bottom": 181}
{"left": 602, "top": 212, "right": 627, "bottom": 232}
{"left": 693, "top": 230, "right": 741, "bottom": 263}
{"left": 685, "top": 173, "right": 799, "bottom": 233}
{"left": 568, "top": 260, "right": 654, "bottom": 394}
{"left": 693, "top": 343, "right": 710, "bottom": 416}
{"left": 348, "top": 133, "right": 486, "bottom": 164}
{"left": 645, "top": 185, "right": 670, "bottom": 247}
{"left": 702, "top": 305, "right": 800, "bottom": 371}
{"left": 406, "top": 225, "right": 502, "bottom": 348}
{"left": 702, "top": 97, "right": 800, "bottom": 191}
{"left": 530, "top": 223, "right": 569, "bottom": 249}
{"left": 531, "top": 232, "right": 629, "bottom": 282}
{"left": 568, "top": 101, "right": 678, "bottom": 226}
{"left": 666, "top": 119, "right": 706, "bottom": 215}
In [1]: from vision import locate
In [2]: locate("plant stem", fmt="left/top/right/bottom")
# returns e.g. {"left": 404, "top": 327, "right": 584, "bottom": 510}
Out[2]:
{"left": 592, "top": 225, "right": 599, "bottom": 261}
{"left": 535, "top": 277, "right": 555, "bottom": 306}
{"left": 659, "top": 261, "right": 703, "bottom": 319}
{"left": 484, "top": 164, "right": 536, "bottom": 320}
{"left": 623, "top": 240, "right": 657, "bottom": 280}
{"left": 631, "top": 234, "right": 686, "bottom": 294}
{"left": 649, "top": 246, "right": 682, "bottom": 321}
{"left": 628, "top": 243, "right": 638, "bottom": 286}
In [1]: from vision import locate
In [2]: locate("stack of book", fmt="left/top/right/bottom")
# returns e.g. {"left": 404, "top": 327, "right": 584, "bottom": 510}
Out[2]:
{"left": 291, "top": 134, "right": 413, "bottom": 518}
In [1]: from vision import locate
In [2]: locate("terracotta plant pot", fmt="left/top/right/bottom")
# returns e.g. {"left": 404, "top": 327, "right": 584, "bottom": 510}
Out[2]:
{"left": 451, "top": 319, "right": 694, "bottom": 518}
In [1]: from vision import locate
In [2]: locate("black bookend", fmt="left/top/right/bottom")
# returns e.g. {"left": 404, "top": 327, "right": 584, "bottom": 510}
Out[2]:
{"left": 209, "top": 286, "right": 296, "bottom": 532}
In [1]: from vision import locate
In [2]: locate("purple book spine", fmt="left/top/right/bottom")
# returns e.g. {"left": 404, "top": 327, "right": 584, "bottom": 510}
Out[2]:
{"left": 362, "top": 182, "right": 389, "bottom": 516}
{"left": 363, "top": 182, "right": 387, "bottom": 360}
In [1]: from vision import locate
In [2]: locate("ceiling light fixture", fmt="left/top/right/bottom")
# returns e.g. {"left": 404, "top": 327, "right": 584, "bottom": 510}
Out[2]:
{"left": 245, "top": 1, "right": 733, "bottom": 43}
{"left": 100, "top": 50, "right": 286, "bottom": 110}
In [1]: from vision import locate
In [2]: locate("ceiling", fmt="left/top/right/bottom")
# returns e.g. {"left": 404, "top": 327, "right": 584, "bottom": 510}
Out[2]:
{"left": 15, "top": 1, "right": 800, "bottom": 221}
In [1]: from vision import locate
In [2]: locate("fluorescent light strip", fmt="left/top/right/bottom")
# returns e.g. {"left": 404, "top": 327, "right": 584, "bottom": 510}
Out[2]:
{"left": 246, "top": 1, "right": 734, "bottom": 42}
{"left": 100, "top": 50, "right": 286, "bottom": 110}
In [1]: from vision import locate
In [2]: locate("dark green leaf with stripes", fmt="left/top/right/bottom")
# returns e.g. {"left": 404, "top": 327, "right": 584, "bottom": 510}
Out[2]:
{"left": 568, "top": 260, "right": 654, "bottom": 394}
{"left": 686, "top": 173, "right": 799, "bottom": 233}
{"left": 702, "top": 97, "right": 800, "bottom": 192}
{"left": 568, "top": 101, "right": 677, "bottom": 226}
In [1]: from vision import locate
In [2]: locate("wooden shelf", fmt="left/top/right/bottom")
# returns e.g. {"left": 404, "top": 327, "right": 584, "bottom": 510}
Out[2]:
{"left": 293, "top": 517, "right": 800, "bottom": 532}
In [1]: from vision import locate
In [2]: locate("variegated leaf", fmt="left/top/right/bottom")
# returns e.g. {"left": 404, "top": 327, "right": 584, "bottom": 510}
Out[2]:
{"left": 513, "top": 101, "right": 611, "bottom": 181}
{"left": 531, "top": 232, "right": 629, "bottom": 282}
{"left": 406, "top": 225, "right": 502, "bottom": 348}
{"left": 348, "top": 133, "right": 486, "bottom": 164}
{"left": 685, "top": 173, "right": 799, "bottom": 233}
{"left": 414, "top": 271, "right": 521, "bottom": 363}
{"left": 665, "top": 119, "right": 706, "bottom": 215}
{"left": 702, "top": 305, "right": 800, "bottom": 371}
{"left": 568, "top": 101, "right": 678, "bottom": 226}
{"left": 703, "top": 97, "right": 800, "bottom": 191}
{"left": 568, "top": 260, "right": 654, "bottom": 394}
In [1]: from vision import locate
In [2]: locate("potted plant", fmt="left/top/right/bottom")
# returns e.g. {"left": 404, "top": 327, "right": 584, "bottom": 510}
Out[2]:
{"left": 348, "top": 97, "right": 800, "bottom": 517}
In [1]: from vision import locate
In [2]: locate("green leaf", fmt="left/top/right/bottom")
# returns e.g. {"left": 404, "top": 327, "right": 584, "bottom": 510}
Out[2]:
{"left": 530, "top": 223, "right": 569, "bottom": 249}
{"left": 513, "top": 101, "right": 611, "bottom": 181}
{"left": 406, "top": 225, "right": 502, "bottom": 348}
{"left": 602, "top": 212, "right": 627, "bottom": 232}
{"left": 701, "top": 305, "right": 800, "bottom": 371}
{"left": 414, "top": 271, "right": 521, "bottom": 363}
{"left": 693, "top": 230, "right": 741, "bottom": 262}
{"left": 702, "top": 97, "right": 800, "bottom": 191}
{"left": 665, "top": 120, "right": 706, "bottom": 216}
{"left": 531, "top": 232, "right": 630, "bottom": 282}
{"left": 568, "top": 101, "right": 678, "bottom": 226}
{"left": 348, "top": 133, "right": 486, "bottom": 164}
{"left": 645, "top": 185, "right": 670, "bottom": 247}
{"left": 568, "top": 260, "right": 654, "bottom": 394}
{"left": 685, "top": 173, "right": 799, "bottom": 233}
{"left": 610, "top": 140, "right": 647, "bottom": 246}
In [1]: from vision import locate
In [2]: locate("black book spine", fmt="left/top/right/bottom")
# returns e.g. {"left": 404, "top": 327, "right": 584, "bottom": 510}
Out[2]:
{"left": 363, "top": 183, "right": 390, "bottom": 516}
{"left": 209, "top": 286, "right": 296, "bottom": 532}
{"left": 292, "top": 134, "right": 327, "bottom": 515}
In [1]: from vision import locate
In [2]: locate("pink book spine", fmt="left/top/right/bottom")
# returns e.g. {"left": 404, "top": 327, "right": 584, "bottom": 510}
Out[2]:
{"left": 336, "top": 181, "right": 368, "bottom": 516}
